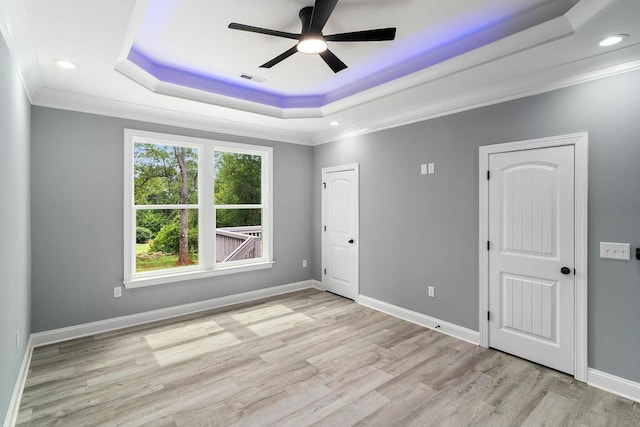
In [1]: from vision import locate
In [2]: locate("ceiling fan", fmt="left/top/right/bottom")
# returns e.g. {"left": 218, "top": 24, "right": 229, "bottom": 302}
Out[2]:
{"left": 228, "top": 0, "right": 396, "bottom": 73}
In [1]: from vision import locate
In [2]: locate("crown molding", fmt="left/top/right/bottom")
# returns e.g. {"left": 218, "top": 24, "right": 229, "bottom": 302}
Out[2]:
{"left": 31, "top": 88, "right": 313, "bottom": 146}
{"left": 311, "top": 51, "right": 640, "bottom": 145}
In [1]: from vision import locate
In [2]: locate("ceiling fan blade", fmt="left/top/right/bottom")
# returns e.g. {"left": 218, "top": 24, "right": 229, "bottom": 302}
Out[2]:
{"left": 260, "top": 46, "right": 299, "bottom": 68}
{"left": 325, "top": 27, "right": 396, "bottom": 42}
{"left": 319, "top": 49, "right": 347, "bottom": 73}
{"left": 228, "top": 23, "right": 299, "bottom": 40}
{"left": 310, "top": 0, "right": 339, "bottom": 33}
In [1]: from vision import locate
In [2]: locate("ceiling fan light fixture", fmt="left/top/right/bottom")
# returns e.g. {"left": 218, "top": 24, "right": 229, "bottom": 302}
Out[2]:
{"left": 297, "top": 36, "right": 328, "bottom": 54}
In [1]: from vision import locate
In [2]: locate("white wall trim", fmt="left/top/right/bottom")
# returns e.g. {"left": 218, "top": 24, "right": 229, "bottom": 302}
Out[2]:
{"left": 478, "top": 132, "right": 589, "bottom": 382}
{"left": 3, "top": 336, "right": 33, "bottom": 427}
{"left": 588, "top": 368, "right": 640, "bottom": 404}
{"left": 31, "top": 88, "right": 313, "bottom": 146}
{"left": 358, "top": 295, "right": 480, "bottom": 346}
{"left": 312, "top": 57, "right": 640, "bottom": 146}
{"left": 31, "top": 280, "right": 314, "bottom": 347}
{"left": 310, "top": 279, "right": 324, "bottom": 291}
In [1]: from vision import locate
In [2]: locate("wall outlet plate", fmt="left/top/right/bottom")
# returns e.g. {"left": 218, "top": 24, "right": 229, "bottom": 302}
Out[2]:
{"left": 114, "top": 286, "right": 122, "bottom": 298}
{"left": 428, "top": 286, "right": 435, "bottom": 297}
{"left": 600, "top": 242, "right": 631, "bottom": 260}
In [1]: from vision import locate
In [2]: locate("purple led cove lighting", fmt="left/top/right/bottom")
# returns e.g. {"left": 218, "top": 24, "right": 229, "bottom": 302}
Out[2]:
{"left": 127, "top": 2, "right": 570, "bottom": 110}
{"left": 128, "top": 48, "right": 328, "bottom": 109}
{"left": 320, "top": 12, "right": 512, "bottom": 104}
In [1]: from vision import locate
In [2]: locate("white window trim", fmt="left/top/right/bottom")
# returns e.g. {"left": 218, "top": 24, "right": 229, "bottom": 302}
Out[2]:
{"left": 123, "top": 129, "right": 273, "bottom": 289}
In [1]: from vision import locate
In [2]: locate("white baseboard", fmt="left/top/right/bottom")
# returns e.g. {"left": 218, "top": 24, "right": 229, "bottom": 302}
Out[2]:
{"left": 31, "top": 280, "right": 314, "bottom": 347}
{"left": 588, "top": 368, "right": 640, "bottom": 404}
{"left": 310, "top": 279, "right": 324, "bottom": 291}
{"left": 357, "top": 295, "right": 480, "bottom": 345}
{"left": 3, "top": 336, "right": 33, "bottom": 427}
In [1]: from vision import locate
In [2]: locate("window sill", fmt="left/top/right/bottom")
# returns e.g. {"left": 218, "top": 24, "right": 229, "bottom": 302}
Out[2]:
{"left": 123, "top": 261, "right": 275, "bottom": 289}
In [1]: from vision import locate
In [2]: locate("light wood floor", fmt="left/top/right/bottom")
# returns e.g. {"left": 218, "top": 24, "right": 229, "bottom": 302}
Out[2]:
{"left": 17, "top": 289, "right": 640, "bottom": 426}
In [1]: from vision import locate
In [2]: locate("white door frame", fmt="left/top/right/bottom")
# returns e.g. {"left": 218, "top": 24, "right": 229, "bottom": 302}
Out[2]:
{"left": 479, "top": 133, "right": 588, "bottom": 382}
{"left": 321, "top": 163, "right": 360, "bottom": 300}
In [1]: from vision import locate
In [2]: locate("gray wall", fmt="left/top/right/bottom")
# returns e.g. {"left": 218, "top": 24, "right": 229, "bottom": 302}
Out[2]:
{"left": 0, "top": 34, "right": 31, "bottom": 421}
{"left": 31, "top": 107, "right": 313, "bottom": 332}
{"left": 18, "top": 51, "right": 640, "bottom": 398}
{"left": 313, "top": 70, "right": 640, "bottom": 383}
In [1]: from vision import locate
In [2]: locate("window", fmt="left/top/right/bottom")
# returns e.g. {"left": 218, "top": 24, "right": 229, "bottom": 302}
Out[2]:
{"left": 124, "top": 130, "right": 273, "bottom": 287}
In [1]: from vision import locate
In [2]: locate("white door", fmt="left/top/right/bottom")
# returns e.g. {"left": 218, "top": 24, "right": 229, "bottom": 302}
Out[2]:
{"left": 488, "top": 145, "right": 575, "bottom": 374}
{"left": 322, "top": 165, "right": 359, "bottom": 300}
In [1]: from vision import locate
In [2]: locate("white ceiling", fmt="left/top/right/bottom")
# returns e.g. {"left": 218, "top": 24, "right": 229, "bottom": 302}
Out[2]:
{"left": 1, "top": 0, "right": 639, "bottom": 144}
{"left": 131, "top": 0, "right": 571, "bottom": 94}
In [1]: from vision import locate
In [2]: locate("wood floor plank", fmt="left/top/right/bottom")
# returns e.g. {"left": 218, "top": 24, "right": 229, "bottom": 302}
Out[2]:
{"left": 312, "top": 390, "right": 390, "bottom": 427}
{"left": 231, "top": 303, "right": 295, "bottom": 325}
{"left": 277, "top": 367, "right": 392, "bottom": 426}
{"left": 152, "top": 332, "right": 242, "bottom": 366}
{"left": 16, "top": 289, "right": 640, "bottom": 426}
{"left": 143, "top": 319, "right": 224, "bottom": 349}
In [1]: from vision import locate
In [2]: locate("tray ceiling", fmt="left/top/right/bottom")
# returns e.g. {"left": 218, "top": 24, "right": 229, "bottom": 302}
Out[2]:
{"left": 1, "top": 0, "right": 638, "bottom": 143}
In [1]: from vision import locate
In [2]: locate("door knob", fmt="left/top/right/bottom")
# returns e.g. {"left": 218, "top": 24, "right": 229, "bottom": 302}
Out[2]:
{"left": 348, "top": 239, "right": 354, "bottom": 244}
{"left": 560, "top": 267, "right": 571, "bottom": 275}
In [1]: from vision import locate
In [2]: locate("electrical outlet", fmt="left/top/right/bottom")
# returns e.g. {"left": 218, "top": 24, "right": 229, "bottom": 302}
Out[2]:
{"left": 420, "top": 164, "right": 428, "bottom": 175}
{"left": 302, "top": 259, "right": 308, "bottom": 268}
{"left": 114, "top": 286, "right": 122, "bottom": 298}
{"left": 428, "top": 286, "right": 435, "bottom": 298}
{"left": 428, "top": 163, "right": 435, "bottom": 174}
{"left": 16, "top": 330, "right": 19, "bottom": 349}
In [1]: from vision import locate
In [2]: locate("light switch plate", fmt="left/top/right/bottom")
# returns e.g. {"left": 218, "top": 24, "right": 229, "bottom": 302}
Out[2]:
{"left": 428, "top": 163, "right": 435, "bottom": 174}
{"left": 600, "top": 242, "right": 631, "bottom": 260}
{"left": 420, "top": 164, "right": 428, "bottom": 175}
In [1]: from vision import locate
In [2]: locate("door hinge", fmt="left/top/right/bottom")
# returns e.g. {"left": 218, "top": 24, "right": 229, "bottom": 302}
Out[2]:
{"left": 324, "top": 225, "right": 326, "bottom": 231}
{"left": 487, "top": 241, "right": 490, "bottom": 251}
{"left": 324, "top": 268, "right": 327, "bottom": 275}
{"left": 487, "top": 170, "right": 491, "bottom": 180}
{"left": 323, "top": 182, "right": 326, "bottom": 189}
{"left": 487, "top": 311, "right": 491, "bottom": 321}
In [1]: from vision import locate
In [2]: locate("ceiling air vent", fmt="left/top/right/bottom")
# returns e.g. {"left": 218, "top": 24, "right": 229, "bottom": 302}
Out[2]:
{"left": 239, "top": 73, "right": 266, "bottom": 83}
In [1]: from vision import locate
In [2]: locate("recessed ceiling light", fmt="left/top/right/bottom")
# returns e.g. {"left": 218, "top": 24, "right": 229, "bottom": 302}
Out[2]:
{"left": 54, "top": 60, "right": 78, "bottom": 69}
{"left": 330, "top": 121, "right": 340, "bottom": 126}
{"left": 297, "top": 36, "right": 328, "bottom": 55}
{"left": 599, "top": 34, "right": 628, "bottom": 47}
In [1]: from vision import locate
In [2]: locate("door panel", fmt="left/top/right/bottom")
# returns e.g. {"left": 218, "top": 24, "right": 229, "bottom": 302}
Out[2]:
{"left": 501, "top": 274, "right": 555, "bottom": 341}
{"left": 489, "top": 146, "right": 574, "bottom": 374}
{"left": 322, "top": 167, "right": 358, "bottom": 300}
{"left": 503, "top": 165, "right": 556, "bottom": 257}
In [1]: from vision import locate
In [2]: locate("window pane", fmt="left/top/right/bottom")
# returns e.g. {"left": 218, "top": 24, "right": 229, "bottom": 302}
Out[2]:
{"left": 216, "top": 209, "right": 262, "bottom": 263}
{"left": 214, "top": 152, "right": 261, "bottom": 205}
{"left": 134, "top": 142, "right": 198, "bottom": 205}
{"left": 136, "top": 209, "right": 199, "bottom": 273}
